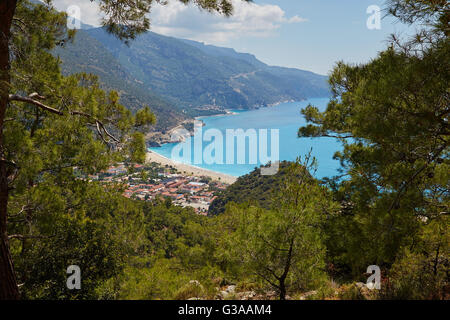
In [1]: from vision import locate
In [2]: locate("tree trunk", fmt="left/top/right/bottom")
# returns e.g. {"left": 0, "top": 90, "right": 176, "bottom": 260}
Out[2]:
{"left": 279, "top": 280, "right": 286, "bottom": 300}
{"left": 0, "top": 0, "right": 20, "bottom": 300}
{"left": 278, "top": 238, "right": 294, "bottom": 301}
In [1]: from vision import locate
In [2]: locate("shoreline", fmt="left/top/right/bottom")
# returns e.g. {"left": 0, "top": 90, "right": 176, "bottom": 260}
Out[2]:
{"left": 146, "top": 151, "right": 238, "bottom": 185}
{"left": 153, "top": 99, "right": 304, "bottom": 146}
{"left": 145, "top": 99, "right": 316, "bottom": 183}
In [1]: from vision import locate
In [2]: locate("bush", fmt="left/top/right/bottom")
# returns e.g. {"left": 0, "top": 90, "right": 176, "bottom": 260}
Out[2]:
{"left": 380, "top": 250, "right": 449, "bottom": 300}
{"left": 174, "top": 281, "right": 205, "bottom": 300}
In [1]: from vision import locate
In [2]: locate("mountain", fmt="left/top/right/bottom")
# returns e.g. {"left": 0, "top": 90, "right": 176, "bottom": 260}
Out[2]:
{"left": 180, "top": 39, "right": 268, "bottom": 69}
{"left": 54, "top": 27, "right": 330, "bottom": 131}
{"left": 53, "top": 30, "right": 187, "bottom": 131}
{"left": 209, "top": 161, "right": 299, "bottom": 216}
{"left": 86, "top": 28, "right": 330, "bottom": 110}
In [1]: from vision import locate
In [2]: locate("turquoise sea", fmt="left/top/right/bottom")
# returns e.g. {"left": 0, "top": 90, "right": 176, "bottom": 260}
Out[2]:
{"left": 149, "top": 98, "right": 342, "bottom": 178}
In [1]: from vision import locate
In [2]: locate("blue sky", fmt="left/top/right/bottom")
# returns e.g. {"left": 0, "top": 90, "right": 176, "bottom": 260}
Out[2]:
{"left": 230, "top": 0, "right": 409, "bottom": 75}
{"left": 54, "top": 0, "right": 412, "bottom": 75}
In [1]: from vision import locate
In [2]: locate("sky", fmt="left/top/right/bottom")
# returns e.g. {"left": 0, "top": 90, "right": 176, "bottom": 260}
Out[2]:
{"left": 53, "top": 0, "right": 412, "bottom": 75}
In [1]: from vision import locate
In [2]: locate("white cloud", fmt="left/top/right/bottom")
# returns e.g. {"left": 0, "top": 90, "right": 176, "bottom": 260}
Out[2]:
{"left": 53, "top": 0, "right": 306, "bottom": 44}
{"left": 52, "top": 0, "right": 102, "bottom": 27}
{"left": 150, "top": 0, "right": 307, "bottom": 43}
{"left": 287, "top": 15, "right": 308, "bottom": 24}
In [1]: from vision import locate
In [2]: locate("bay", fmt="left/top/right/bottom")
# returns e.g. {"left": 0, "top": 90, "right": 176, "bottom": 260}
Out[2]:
{"left": 149, "top": 98, "right": 342, "bottom": 178}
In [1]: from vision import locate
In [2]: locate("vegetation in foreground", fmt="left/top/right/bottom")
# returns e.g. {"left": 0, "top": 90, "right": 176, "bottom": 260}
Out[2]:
{"left": 0, "top": 0, "right": 448, "bottom": 300}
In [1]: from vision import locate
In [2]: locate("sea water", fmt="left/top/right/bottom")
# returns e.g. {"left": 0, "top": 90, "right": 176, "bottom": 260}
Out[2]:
{"left": 149, "top": 98, "right": 342, "bottom": 178}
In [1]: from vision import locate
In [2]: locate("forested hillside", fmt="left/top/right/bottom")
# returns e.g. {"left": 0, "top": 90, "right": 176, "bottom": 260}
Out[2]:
{"left": 54, "top": 26, "right": 329, "bottom": 130}
{"left": 53, "top": 30, "right": 186, "bottom": 131}
{"left": 87, "top": 28, "right": 329, "bottom": 110}
{"left": 209, "top": 161, "right": 299, "bottom": 215}
{"left": 0, "top": 0, "right": 447, "bottom": 301}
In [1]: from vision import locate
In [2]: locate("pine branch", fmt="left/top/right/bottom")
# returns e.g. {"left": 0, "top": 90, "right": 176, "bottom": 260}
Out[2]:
{"left": 8, "top": 93, "right": 120, "bottom": 143}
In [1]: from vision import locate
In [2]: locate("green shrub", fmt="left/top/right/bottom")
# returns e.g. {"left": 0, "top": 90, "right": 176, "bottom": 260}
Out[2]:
{"left": 174, "top": 281, "right": 205, "bottom": 300}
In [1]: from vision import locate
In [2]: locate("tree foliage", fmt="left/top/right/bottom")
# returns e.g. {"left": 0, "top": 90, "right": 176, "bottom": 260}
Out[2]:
{"left": 0, "top": 0, "right": 448, "bottom": 300}
{"left": 217, "top": 159, "right": 338, "bottom": 299}
{"left": 0, "top": 0, "right": 253, "bottom": 300}
{"left": 98, "top": 0, "right": 251, "bottom": 40}
{"left": 209, "top": 161, "right": 297, "bottom": 215}
{"left": 299, "top": 0, "right": 449, "bottom": 297}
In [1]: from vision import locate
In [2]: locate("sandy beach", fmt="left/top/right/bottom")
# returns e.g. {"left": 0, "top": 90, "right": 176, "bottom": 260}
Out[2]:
{"left": 146, "top": 151, "right": 238, "bottom": 185}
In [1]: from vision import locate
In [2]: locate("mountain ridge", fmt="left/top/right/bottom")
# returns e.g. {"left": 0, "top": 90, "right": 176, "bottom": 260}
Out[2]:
{"left": 85, "top": 27, "right": 330, "bottom": 110}
{"left": 54, "top": 27, "right": 330, "bottom": 132}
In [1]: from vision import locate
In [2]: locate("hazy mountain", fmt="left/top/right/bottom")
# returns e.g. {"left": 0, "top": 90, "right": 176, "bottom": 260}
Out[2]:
{"left": 180, "top": 39, "right": 268, "bottom": 69}
{"left": 54, "top": 27, "right": 330, "bottom": 130}
{"left": 87, "top": 28, "right": 330, "bottom": 110}
{"left": 53, "top": 30, "right": 187, "bottom": 131}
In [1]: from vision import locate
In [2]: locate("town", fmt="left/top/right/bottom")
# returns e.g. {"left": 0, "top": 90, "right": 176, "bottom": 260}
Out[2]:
{"left": 84, "top": 162, "right": 229, "bottom": 215}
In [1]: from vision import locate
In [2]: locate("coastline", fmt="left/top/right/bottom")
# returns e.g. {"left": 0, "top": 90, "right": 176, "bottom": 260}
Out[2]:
{"left": 146, "top": 151, "right": 238, "bottom": 185}
{"left": 149, "top": 99, "right": 300, "bottom": 146}
{"left": 145, "top": 99, "right": 310, "bottom": 183}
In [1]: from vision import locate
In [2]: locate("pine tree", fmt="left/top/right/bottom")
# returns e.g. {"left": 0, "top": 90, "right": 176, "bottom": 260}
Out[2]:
{"left": 0, "top": 0, "right": 250, "bottom": 299}
{"left": 298, "top": 0, "right": 449, "bottom": 285}
{"left": 219, "top": 159, "right": 338, "bottom": 300}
